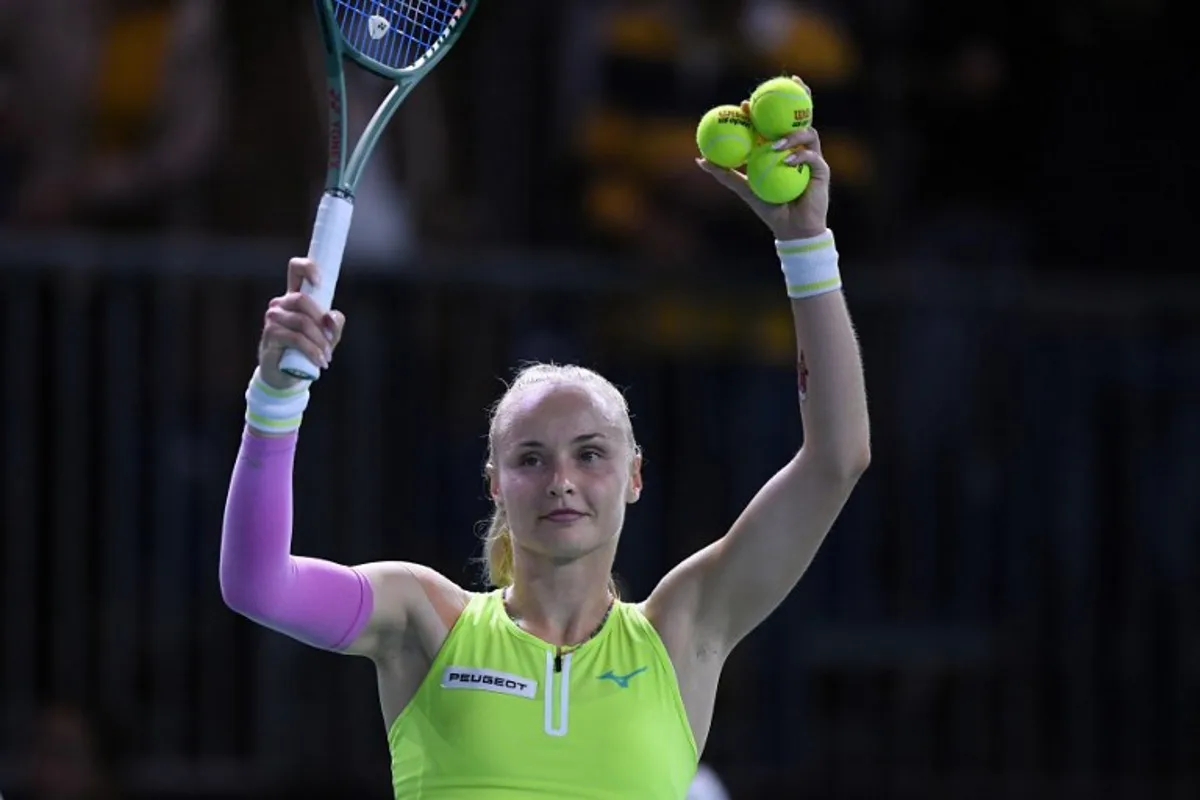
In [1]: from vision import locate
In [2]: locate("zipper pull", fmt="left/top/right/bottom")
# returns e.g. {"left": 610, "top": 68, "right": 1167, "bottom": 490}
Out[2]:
{"left": 554, "top": 647, "right": 562, "bottom": 673}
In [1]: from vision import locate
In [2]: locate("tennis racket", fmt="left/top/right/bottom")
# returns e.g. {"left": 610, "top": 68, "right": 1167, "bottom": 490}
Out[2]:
{"left": 280, "top": 0, "right": 479, "bottom": 381}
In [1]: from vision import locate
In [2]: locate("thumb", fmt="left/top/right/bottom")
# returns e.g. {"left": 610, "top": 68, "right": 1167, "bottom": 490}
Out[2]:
{"left": 784, "top": 147, "right": 831, "bottom": 188}
{"left": 695, "top": 158, "right": 758, "bottom": 204}
{"left": 327, "top": 309, "right": 346, "bottom": 347}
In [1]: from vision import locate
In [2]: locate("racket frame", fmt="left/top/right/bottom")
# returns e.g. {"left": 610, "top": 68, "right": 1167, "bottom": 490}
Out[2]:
{"left": 317, "top": 0, "right": 475, "bottom": 195}
{"left": 279, "top": 0, "right": 476, "bottom": 381}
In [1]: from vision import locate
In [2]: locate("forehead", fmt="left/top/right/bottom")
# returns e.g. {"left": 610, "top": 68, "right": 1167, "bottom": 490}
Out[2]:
{"left": 498, "top": 382, "right": 622, "bottom": 445}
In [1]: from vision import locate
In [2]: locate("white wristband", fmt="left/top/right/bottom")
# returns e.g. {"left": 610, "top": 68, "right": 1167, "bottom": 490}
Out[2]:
{"left": 245, "top": 368, "right": 311, "bottom": 434}
{"left": 776, "top": 229, "right": 842, "bottom": 299}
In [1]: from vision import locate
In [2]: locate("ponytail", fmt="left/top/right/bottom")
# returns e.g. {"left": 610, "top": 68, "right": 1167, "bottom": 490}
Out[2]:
{"left": 483, "top": 506, "right": 515, "bottom": 588}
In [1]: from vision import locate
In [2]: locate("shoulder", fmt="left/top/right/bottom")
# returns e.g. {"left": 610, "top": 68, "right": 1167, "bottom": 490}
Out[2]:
{"left": 618, "top": 597, "right": 705, "bottom": 667}
{"left": 354, "top": 561, "right": 472, "bottom": 656}
{"left": 359, "top": 561, "right": 471, "bottom": 625}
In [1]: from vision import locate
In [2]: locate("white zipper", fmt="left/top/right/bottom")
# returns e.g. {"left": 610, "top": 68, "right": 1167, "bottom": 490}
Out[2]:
{"left": 542, "top": 650, "right": 571, "bottom": 736}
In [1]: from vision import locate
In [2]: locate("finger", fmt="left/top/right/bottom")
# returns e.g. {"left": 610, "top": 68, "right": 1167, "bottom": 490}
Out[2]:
{"left": 321, "top": 309, "right": 345, "bottom": 347}
{"left": 265, "top": 306, "right": 332, "bottom": 356}
{"left": 695, "top": 158, "right": 759, "bottom": 205}
{"left": 773, "top": 126, "right": 822, "bottom": 155}
{"left": 781, "top": 147, "right": 831, "bottom": 185}
{"left": 264, "top": 326, "right": 329, "bottom": 369}
{"left": 287, "top": 258, "right": 320, "bottom": 294}
{"left": 740, "top": 99, "right": 750, "bottom": 115}
{"left": 790, "top": 75, "right": 813, "bottom": 100}
{"left": 275, "top": 290, "right": 328, "bottom": 322}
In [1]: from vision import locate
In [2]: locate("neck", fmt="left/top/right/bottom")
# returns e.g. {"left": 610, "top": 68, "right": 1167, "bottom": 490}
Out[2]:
{"left": 506, "top": 548, "right": 615, "bottom": 647}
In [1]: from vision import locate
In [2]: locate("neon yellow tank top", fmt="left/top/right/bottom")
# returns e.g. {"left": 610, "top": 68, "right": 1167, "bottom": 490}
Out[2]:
{"left": 388, "top": 590, "right": 697, "bottom": 799}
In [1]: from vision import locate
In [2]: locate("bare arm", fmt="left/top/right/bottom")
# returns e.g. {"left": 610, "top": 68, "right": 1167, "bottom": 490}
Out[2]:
{"left": 647, "top": 289, "right": 869, "bottom": 653}
{"left": 647, "top": 118, "right": 870, "bottom": 657}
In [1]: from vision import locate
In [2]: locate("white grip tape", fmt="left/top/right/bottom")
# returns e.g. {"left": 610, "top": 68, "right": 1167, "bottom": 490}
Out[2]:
{"left": 279, "top": 193, "right": 355, "bottom": 381}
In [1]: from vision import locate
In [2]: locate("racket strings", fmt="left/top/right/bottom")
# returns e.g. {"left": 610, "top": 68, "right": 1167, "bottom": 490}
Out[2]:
{"left": 331, "top": 0, "right": 464, "bottom": 70}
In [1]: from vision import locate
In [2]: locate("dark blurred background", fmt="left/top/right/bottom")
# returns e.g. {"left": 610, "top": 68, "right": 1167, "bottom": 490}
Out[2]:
{"left": 0, "top": 1, "right": 1196, "bottom": 798}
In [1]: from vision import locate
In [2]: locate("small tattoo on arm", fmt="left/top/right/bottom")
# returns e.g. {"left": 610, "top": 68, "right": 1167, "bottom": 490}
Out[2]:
{"left": 797, "top": 351, "right": 809, "bottom": 402}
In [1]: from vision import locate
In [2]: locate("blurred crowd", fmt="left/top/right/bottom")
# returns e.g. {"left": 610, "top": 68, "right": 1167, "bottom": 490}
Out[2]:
{"left": 1, "top": 0, "right": 1183, "bottom": 273}
{"left": 0, "top": 3, "right": 1192, "bottom": 799}
{"left": 2, "top": 702, "right": 125, "bottom": 800}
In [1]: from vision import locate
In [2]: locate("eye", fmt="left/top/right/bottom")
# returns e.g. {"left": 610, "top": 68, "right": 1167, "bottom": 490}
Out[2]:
{"left": 579, "top": 447, "right": 605, "bottom": 463}
{"left": 517, "top": 452, "right": 542, "bottom": 468}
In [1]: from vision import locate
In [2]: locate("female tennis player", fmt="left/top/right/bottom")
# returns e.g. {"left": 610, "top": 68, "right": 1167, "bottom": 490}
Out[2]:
{"left": 221, "top": 118, "right": 870, "bottom": 798}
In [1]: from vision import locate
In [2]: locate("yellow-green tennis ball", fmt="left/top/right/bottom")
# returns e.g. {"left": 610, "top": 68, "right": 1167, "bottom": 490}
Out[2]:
{"left": 695, "top": 105, "right": 755, "bottom": 168}
{"left": 748, "top": 77, "right": 813, "bottom": 140}
{"left": 746, "top": 143, "right": 812, "bottom": 204}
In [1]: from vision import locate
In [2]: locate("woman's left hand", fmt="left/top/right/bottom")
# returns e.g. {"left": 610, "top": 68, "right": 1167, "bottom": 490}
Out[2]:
{"left": 697, "top": 79, "right": 830, "bottom": 240}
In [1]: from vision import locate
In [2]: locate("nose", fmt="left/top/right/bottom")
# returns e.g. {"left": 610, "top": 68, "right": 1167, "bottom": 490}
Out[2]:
{"left": 548, "top": 465, "right": 576, "bottom": 497}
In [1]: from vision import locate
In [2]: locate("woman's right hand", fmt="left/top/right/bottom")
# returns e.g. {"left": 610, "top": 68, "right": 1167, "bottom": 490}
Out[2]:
{"left": 258, "top": 258, "right": 346, "bottom": 391}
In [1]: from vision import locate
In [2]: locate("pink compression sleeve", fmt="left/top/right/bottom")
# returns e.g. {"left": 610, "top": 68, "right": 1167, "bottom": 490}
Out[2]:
{"left": 219, "top": 428, "right": 373, "bottom": 651}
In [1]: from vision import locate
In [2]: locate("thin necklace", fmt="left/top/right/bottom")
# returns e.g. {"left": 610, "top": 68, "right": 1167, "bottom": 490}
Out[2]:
{"left": 501, "top": 588, "right": 615, "bottom": 673}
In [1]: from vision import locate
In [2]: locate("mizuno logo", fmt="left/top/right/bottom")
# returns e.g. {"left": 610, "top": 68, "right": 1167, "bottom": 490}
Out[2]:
{"left": 441, "top": 667, "right": 537, "bottom": 698}
{"left": 597, "top": 667, "right": 647, "bottom": 689}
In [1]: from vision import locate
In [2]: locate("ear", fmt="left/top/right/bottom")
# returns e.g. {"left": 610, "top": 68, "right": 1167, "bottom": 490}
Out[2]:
{"left": 626, "top": 452, "right": 643, "bottom": 504}
{"left": 486, "top": 463, "right": 500, "bottom": 502}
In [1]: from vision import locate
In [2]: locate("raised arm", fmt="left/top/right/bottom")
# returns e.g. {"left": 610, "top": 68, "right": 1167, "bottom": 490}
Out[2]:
{"left": 647, "top": 113, "right": 870, "bottom": 657}
{"left": 221, "top": 427, "right": 372, "bottom": 651}
{"left": 220, "top": 258, "right": 465, "bottom": 660}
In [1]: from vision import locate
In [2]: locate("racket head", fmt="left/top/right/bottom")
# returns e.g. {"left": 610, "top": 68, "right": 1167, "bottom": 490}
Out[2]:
{"left": 319, "top": 0, "right": 477, "bottom": 81}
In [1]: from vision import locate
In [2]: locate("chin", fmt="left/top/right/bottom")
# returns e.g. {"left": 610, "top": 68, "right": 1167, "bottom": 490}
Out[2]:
{"left": 530, "top": 520, "right": 614, "bottom": 560}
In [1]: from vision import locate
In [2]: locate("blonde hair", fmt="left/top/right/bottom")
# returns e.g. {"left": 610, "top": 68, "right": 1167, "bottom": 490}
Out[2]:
{"left": 481, "top": 362, "right": 638, "bottom": 593}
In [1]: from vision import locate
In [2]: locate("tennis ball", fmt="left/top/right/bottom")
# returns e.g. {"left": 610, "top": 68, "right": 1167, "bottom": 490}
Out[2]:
{"left": 746, "top": 143, "right": 811, "bottom": 205}
{"left": 748, "top": 77, "right": 813, "bottom": 141}
{"left": 695, "top": 105, "right": 755, "bottom": 168}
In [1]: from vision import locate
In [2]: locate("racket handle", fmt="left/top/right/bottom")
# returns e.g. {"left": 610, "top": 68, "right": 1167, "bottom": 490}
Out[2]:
{"left": 280, "top": 193, "right": 355, "bottom": 381}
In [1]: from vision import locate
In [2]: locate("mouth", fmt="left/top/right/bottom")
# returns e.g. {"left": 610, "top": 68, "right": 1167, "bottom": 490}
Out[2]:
{"left": 542, "top": 510, "right": 587, "bottom": 523}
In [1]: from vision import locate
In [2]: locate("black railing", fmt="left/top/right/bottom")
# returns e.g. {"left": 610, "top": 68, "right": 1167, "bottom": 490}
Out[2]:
{"left": 1, "top": 234, "right": 1196, "bottom": 799}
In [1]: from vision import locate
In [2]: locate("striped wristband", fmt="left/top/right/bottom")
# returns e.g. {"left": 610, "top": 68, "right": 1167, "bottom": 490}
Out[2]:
{"left": 776, "top": 229, "right": 842, "bottom": 299}
{"left": 245, "top": 368, "right": 311, "bottom": 434}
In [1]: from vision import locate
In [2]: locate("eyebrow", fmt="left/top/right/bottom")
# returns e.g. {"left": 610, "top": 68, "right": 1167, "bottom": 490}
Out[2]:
{"left": 516, "top": 433, "right": 607, "bottom": 449}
